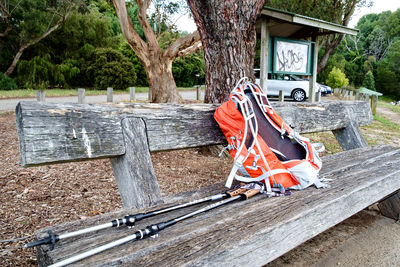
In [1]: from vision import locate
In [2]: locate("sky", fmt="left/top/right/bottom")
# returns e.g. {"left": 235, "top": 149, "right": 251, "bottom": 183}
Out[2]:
{"left": 175, "top": 1, "right": 400, "bottom": 32}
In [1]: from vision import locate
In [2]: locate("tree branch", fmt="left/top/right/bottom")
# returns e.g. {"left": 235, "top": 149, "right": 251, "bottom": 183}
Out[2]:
{"left": 0, "top": 2, "right": 12, "bottom": 38}
{"left": 136, "top": 0, "right": 159, "bottom": 49}
{"left": 112, "top": 0, "right": 149, "bottom": 65}
{"left": 4, "top": 8, "right": 71, "bottom": 76}
{"left": 163, "top": 31, "right": 201, "bottom": 59}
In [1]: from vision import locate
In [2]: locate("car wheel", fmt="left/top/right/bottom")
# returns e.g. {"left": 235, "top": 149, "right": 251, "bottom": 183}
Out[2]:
{"left": 292, "top": 89, "right": 306, "bottom": 102}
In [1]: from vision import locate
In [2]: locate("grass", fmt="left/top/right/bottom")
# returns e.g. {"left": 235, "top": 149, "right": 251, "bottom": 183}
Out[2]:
{"left": 378, "top": 101, "right": 400, "bottom": 115}
{"left": 373, "top": 115, "right": 400, "bottom": 131}
{"left": 0, "top": 87, "right": 199, "bottom": 99}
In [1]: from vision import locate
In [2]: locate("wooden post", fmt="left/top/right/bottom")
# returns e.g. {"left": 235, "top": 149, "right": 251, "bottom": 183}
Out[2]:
{"left": 148, "top": 87, "right": 152, "bottom": 101}
{"left": 78, "top": 88, "right": 85, "bottom": 104}
{"left": 334, "top": 88, "right": 340, "bottom": 96}
{"left": 196, "top": 85, "right": 200, "bottom": 101}
{"left": 343, "top": 90, "right": 349, "bottom": 100}
{"left": 109, "top": 118, "right": 163, "bottom": 208}
{"left": 378, "top": 190, "right": 400, "bottom": 220}
{"left": 308, "top": 36, "right": 319, "bottom": 103}
{"left": 279, "top": 90, "right": 284, "bottom": 102}
{"left": 107, "top": 87, "right": 113, "bottom": 103}
{"left": 316, "top": 91, "right": 321, "bottom": 102}
{"left": 371, "top": 95, "right": 378, "bottom": 115}
{"left": 260, "top": 18, "right": 269, "bottom": 91}
{"left": 129, "top": 87, "right": 136, "bottom": 101}
{"left": 36, "top": 90, "right": 45, "bottom": 102}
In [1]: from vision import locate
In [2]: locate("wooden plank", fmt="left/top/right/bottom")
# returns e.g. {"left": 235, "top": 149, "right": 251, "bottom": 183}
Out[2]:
{"left": 35, "top": 146, "right": 400, "bottom": 266}
{"left": 110, "top": 118, "right": 163, "bottom": 208}
{"left": 16, "top": 102, "right": 126, "bottom": 167}
{"left": 16, "top": 101, "right": 372, "bottom": 166}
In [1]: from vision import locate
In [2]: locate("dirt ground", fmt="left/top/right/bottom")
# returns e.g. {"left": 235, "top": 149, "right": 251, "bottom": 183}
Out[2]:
{"left": 0, "top": 99, "right": 399, "bottom": 266}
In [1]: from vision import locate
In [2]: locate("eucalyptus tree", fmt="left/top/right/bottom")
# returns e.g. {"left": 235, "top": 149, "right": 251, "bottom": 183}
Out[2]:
{"left": 112, "top": 0, "right": 201, "bottom": 103}
{"left": 186, "top": 0, "right": 265, "bottom": 103}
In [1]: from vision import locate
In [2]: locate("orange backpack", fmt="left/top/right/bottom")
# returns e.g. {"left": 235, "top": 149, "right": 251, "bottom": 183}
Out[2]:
{"left": 214, "top": 78, "right": 325, "bottom": 192}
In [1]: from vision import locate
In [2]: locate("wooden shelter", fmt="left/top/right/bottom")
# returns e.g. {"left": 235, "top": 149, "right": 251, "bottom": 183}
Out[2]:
{"left": 257, "top": 7, "right": 358, "bottom": 102}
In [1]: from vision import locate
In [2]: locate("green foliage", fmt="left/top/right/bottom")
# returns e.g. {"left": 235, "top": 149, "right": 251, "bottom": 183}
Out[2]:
{"left": 17, "top": 54, "right": 53, "bottom": 88}
{"left": 0, "top": 73, "right": 18, "bottom": 90}
{"left": 326, "top": 67, "right": 349, "bottom": 89}
{"left": 362, "top": 70, "right": 375, "bottom": 90}
{"left": 86, "top": 48, "right": 137, "bottom": 90}
{"left": 376, "top": 63, "right": 400, "bottom": 99}
{"left": 172, "top": 52, "right": 205, "bottom": 87}
{"left": 318, "top": 54, "right": 347, "bottom": 84}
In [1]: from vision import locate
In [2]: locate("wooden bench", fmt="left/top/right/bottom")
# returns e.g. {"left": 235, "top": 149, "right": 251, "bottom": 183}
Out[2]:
{"left": 16, "top": 100, "right": 400, "bottom": 266}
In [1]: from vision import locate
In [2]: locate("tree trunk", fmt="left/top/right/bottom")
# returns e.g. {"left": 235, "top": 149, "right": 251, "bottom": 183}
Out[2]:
{"left": 145, "top": 57, "right": 182, "bottom": 103}
{"left": 187, "top": 0, "right": 265, "bottom": 103}
{"left": 112, "top": 0, "right": 200, "bottom": 104}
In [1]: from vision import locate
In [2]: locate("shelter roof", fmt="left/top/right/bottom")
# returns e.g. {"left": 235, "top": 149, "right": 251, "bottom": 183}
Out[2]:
{"left": 257, "top": 7, "right": 358, "bottom": 39}
{"left": 359, "top": 87, "right": 383, "bottom": 96}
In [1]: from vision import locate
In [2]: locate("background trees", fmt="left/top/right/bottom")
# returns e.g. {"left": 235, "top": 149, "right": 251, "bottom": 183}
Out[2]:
{"left": 0, "top": 0, "right": 205, "bottom": 93}
{"left": 1, "top": 1, "right": 399, "bottom": 100}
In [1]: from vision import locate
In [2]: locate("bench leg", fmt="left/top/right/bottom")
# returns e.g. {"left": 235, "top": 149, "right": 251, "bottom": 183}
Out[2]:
{"left": 332, "top": 121, "right": 368, "bottom": 150}
{"left": 378, "top": 190, "right": 400, "bottom": 220}
{"left": 110, "top": 118, "right": 162, "bottom": 208}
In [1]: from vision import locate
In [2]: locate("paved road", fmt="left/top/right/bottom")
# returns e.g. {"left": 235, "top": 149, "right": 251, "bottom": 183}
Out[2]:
{"left": 0, "top": 90, "right": 205, "bottom": 111}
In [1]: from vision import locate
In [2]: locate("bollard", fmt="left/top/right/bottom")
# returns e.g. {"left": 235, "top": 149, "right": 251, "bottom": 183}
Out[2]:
{"left": 279, "top": 90, "right": 284, "bottom": 102}
{"left": 355, "top": 92, "right": 360, "bottom": 100}
{"left": 196, "top": 85, "right": 201, "bottom": 101}
{"left": 36, "top": 90, "right": 45, "bottom": 102}
{"left": 371, "top": 95, "right": 378, "bottom": 115}
{"left": 148, "top": 87, "right": 152, "bottom": 101}
{"left": 349, "top": 91, "right": 353, "bottom": 101}
{"left": 343, "top": 90, "right": 349, "bottom": 100}
{"left": 78, "top": 88, "right": 85, "bottom": 104}
{"left": 316, "top": 91, "right": 321, "bottom": 102}
{"left": 107, "top": 87, "right": 113, "bottom": 103}
{"left": 129, "top": 87, "right": 136, "bottom": 101}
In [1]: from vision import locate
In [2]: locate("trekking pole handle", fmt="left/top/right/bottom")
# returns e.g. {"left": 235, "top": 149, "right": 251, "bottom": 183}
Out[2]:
{"left": 240, "top": 188, "right": 260, "bottom": 200}
{"left": 226, "top": 187, "right": 247, "bottom": 197}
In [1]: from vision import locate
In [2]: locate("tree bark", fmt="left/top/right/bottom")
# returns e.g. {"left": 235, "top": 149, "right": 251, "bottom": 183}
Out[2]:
{"left": 187, "top": 0, "right": 265, "bottom": 103}
{"left": 112, "top": 0, "right": 201, "bottom": 103}
{"left": 146, "top": 57, "right": 181, "bottom": 103}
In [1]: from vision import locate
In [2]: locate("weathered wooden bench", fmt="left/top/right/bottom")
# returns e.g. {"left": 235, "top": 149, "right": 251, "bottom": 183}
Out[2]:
{"left": 16, "top": 100, "right": 400, "bottom": 266}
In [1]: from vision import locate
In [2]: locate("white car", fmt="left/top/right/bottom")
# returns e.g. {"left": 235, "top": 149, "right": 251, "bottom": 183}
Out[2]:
{"left": 254, "top": 69, "right": 316, "bottom": 102}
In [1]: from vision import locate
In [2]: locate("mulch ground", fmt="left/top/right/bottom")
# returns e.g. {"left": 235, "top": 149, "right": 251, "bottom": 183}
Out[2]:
{"left": 0, "top": 113, "right": 231, "bottom": 266}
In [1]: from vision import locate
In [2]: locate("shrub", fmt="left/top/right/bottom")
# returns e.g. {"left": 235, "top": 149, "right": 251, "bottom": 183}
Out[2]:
{"left": 326, "top": 67, "right": 349, "bottom": 89}
{"left": 362, "top": 70, "right": 375, "bottom": 90}
{"left": 0, "top": 72, "right": 18, "bottom": 90}
{"left": 86, "top": 48, "right": 137, "bottom": 90}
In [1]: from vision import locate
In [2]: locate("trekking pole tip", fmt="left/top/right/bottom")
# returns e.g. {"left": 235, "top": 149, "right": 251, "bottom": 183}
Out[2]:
{"left": 23, "top": 230, "right": 58, "bottom": 250}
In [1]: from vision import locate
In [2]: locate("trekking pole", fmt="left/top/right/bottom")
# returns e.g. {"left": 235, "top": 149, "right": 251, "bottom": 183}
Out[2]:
{"left": 48, "top": 187, "right": 260, "bottom": 267}
{"left": 24, "top": 187, "right": 246, "bottom": 250}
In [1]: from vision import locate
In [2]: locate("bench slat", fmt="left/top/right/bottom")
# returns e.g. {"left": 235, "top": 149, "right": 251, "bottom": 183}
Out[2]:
{"left": 36, "top": 146, "right": 400, "bottom": 266}
{"left": 16, "top": 101, "right": 372, "bottom": 166}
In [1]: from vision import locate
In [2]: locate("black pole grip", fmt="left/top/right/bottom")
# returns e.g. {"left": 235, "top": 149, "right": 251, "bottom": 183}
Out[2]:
{"left": 23, "top": 230, "right": 58, "bottom": 250}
